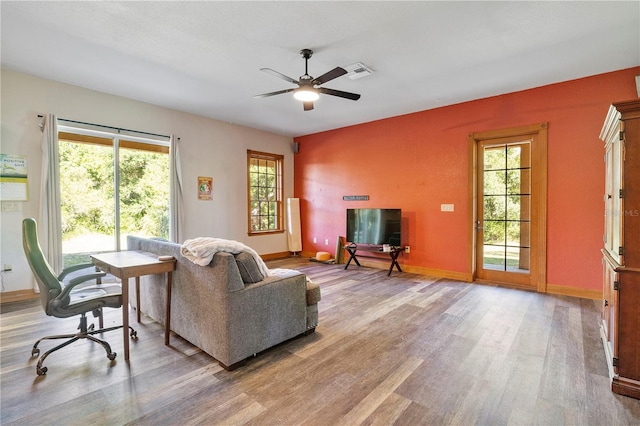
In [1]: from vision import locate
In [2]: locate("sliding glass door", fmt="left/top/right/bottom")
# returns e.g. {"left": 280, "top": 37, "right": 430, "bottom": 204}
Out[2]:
{"left": 59, "top": 128, "right": 169, "bottom": 267}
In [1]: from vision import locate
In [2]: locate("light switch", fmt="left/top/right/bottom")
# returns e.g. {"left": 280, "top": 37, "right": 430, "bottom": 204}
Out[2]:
{"left": 441, "top": 204, "right": 454, "bottom": 212}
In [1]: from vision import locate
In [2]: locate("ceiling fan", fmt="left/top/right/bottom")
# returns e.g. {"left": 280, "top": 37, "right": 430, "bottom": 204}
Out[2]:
{"left": 254, "top": 49, "right": 361, "bottom": 111}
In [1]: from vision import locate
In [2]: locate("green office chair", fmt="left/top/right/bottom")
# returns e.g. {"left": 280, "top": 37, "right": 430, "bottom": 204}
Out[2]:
{"left": 22, "top": 218, "right": 136, "bottom": 376}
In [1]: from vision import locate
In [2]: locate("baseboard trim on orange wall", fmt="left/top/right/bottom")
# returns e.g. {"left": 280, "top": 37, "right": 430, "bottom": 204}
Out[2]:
{"left": 400, "top": 264, "right": 473, "bottom": 282}
{"left": 271, "top": 253, "right": 602, "bottom": 300}
{"left": 323, "top": 255, "right": 474, "bottom": 283}
{"left": 546, "top": 283, "right": 602, "bottom": 301}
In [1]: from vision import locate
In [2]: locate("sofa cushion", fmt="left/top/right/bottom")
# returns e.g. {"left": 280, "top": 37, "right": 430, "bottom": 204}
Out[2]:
{"left": 235, "top": 252, "right": 265, "bottom": 283}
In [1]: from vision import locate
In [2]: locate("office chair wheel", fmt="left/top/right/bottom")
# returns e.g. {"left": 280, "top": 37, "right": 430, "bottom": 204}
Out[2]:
{"left": 107, "top": 352, "right": 117, "bottom": 361}
{"left": 32, "top": 347, "right": 40, "bottom": 357}
{"left": 36, "top": 366, "right": 47, "bottom": 376}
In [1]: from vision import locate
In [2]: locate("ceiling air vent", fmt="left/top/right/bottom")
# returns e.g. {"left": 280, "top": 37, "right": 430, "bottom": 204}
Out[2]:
{"left": 345, "top": 62, "right": 373, "bottom": 80}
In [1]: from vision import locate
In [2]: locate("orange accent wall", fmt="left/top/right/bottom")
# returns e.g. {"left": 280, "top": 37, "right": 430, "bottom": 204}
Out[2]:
{"left": 294, "top": 67, "right": 640, "bottom": 291}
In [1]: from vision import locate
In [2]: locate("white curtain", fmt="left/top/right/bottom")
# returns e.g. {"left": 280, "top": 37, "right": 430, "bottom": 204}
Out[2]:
{"left": 38, "top": 114, "right": 63, "bottom": 280}
{"left": 169, "top": 135, "right": 183, "bottom": 243}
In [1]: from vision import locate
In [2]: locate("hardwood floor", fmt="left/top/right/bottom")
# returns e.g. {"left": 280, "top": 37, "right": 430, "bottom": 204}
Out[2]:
{"left": 2, "top": 257, "right": 639, "bottom": 425}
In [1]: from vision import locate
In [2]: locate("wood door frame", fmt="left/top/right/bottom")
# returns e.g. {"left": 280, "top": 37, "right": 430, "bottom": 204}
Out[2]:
{"left": 468, "top": 123, "right": 548, "bottom": 292}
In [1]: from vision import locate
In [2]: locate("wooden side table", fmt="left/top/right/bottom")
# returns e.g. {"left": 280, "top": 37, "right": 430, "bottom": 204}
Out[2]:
{"left": 91, "top": 250, "right": 176, "bottom": 361}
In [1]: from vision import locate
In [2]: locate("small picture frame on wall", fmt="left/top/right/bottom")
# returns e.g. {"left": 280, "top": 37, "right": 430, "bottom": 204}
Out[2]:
{"left": 198, "top": 176, "right": 213, "bottom": 200}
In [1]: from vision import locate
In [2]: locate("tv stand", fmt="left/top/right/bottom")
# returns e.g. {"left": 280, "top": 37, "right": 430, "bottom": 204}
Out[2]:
{"left": 344, "top": 244, "right": 404, "bottom": 276}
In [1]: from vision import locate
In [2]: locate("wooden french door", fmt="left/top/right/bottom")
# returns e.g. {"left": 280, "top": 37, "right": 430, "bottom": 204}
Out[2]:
{"left": 469, "top": 124, "right": 547, "bottom": 291}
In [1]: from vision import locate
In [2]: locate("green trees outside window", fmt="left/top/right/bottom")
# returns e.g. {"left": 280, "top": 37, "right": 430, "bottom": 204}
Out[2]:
{"left": 60, "top": 134, "right": 169, "bottom": 266}
{"left": 482, "top": 143, "right": 531, "bottom": 270}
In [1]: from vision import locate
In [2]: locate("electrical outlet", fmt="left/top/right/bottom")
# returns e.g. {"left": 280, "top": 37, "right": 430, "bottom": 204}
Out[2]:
{"left": 324, "top": 239, "right": 329, "bottom": 245}
{"left": 2, "top": 264, "right": 12, "bottom": 272}
{"left": 405, "top": 246, "right": 410, "bottom": 254}
{"left": 313, "top": 237, "right": 317, "bottom": 244}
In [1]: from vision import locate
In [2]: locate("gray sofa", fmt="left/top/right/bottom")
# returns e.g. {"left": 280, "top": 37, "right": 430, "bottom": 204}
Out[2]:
{"left": 126, "top": 236, "right": 320, "bottom": 369}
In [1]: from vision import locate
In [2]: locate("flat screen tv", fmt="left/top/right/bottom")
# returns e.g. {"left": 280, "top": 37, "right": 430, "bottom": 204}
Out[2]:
{"left": 346, "top": 208, "right": 402, "bottom": 246}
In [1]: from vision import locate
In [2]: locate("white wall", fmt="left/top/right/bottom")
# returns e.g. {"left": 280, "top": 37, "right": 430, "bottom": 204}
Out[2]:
{"left": 0, "top": 69, "right": 295, "bottom": 293}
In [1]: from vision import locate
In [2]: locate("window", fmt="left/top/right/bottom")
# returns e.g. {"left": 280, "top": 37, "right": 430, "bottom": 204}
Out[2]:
{"left": 59, "top": 128, "right": 170, "bottom": 266}
{"left": 247, "top": 150, "right": 283, "bottom": 235}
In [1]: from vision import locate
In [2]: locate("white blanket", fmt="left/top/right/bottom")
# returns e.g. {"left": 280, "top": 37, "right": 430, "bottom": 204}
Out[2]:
{"left": 181, "top": 237, "right": 271, "bottom": 277}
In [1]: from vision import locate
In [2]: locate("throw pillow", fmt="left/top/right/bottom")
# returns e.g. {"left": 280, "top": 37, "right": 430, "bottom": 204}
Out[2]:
{"left": 235, "top": 252, "right": 265, "bottom": 284}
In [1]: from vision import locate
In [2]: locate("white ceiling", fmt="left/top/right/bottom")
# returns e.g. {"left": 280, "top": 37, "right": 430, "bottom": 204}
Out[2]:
{"left": 2, "top": 1, "right": 639, "bottom": 137}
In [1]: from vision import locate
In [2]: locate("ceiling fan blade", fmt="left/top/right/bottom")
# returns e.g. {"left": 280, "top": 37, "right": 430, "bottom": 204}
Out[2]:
{"left": 312, "top": 67, "right": 347, "bottom": 85}
{"left": 254, "top": 88, "right": 295, "bottom": 99}
{"left": 303, "top": 101, "right": 314, "bottom": 111}
{"left": 318, "top": 87, "right": 361, "bottom": 101}
{"left": 260, "top": 68, "right": 299, "bottom": 85}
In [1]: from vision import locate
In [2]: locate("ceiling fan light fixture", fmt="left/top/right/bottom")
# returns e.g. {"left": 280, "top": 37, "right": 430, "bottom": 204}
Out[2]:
{"left": 255, "top": 48, "right": 360, "bottom": 110}
{"left": 293, "top": 88, "right": 319, "bottom": 102}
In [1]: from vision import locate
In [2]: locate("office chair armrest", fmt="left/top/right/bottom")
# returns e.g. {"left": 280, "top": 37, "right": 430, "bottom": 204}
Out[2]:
{"left": 68, "top": 272, "right": 107, "bottom": 287}
{"left": 56, "top": 271, "right": 108, "bottom": 300}
{"left": 58, "top": 262, "right": 100, "bottom": 281}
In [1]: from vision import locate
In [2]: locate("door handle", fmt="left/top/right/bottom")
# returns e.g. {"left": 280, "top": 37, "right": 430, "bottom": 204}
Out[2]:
{"left": 476, "top": 221, "right": 484, "bottom": 231}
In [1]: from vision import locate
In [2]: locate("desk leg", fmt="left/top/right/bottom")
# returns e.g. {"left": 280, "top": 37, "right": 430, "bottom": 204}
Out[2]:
{"left": 122, "top": 275, "right": 130, "bottom": 361}
{"left": 388, "top": 251, "right": 403, "bottom": 276}
{"left": 344, "top": 248, "right": 361, "bottom": 270}
{"left": 136, "top": 276, "right": 141, "bottom": 323}
{"left": 394, "top": 255, "right": 403, "bottom": 273}
{"left": 165, "top": 271, "right": 172, "bottom": 346}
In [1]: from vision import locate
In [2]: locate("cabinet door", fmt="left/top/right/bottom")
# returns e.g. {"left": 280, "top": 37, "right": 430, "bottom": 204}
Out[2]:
{"left": 622, "top": 117, "right": 640, "bottom": 267}
{"left": 605, "top": 135, "right": 624, "bottom": 264}
{"left": 602, "top": 259, "right": 611, "bottom": 338}
{"left": 603, "top": 259, "right": 619, "bottom": 373}
{"left": 617, "top": 271, "right": 640, "bottom": 381}
{"left": 604, "top": 142, "right": 614, "bottom": 257}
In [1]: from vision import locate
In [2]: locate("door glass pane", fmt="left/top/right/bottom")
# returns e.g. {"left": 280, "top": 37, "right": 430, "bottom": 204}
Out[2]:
{"left": 507, "top": 143, "right": 530, "bottom": 168}
{"left": 484, "top": 170, "right": 506, "bottom": 195}
{"left": 119, "top": 145, "right": 170, "bottom": 249}
{"left": 483, "top": 220, "right": 505, "bottom": 245}
{"left": 483, "top": 245, "right": 505, "bottom": 270}
{"left": 60, "top": 139, "right": 115, "bottom": 267}
{"left": 504, "top": 169, "right": 531, "bottom": 195}
{"left": 506, "top": 221, "right": 525, "bottom": 246}
{"left": 508, "top": 195, "right": 530, "bottom": 221}
{"left": 484, "top": 196, "right": 506, "bottom": 220}
{"left": 506, "top": 246, "right": 529, "bottom": 272}
{"left": 484, "top": 147, "right": 506, "bottom": 170}
{"left": 482, "top": 141, "right": 531, "bottom": 272}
